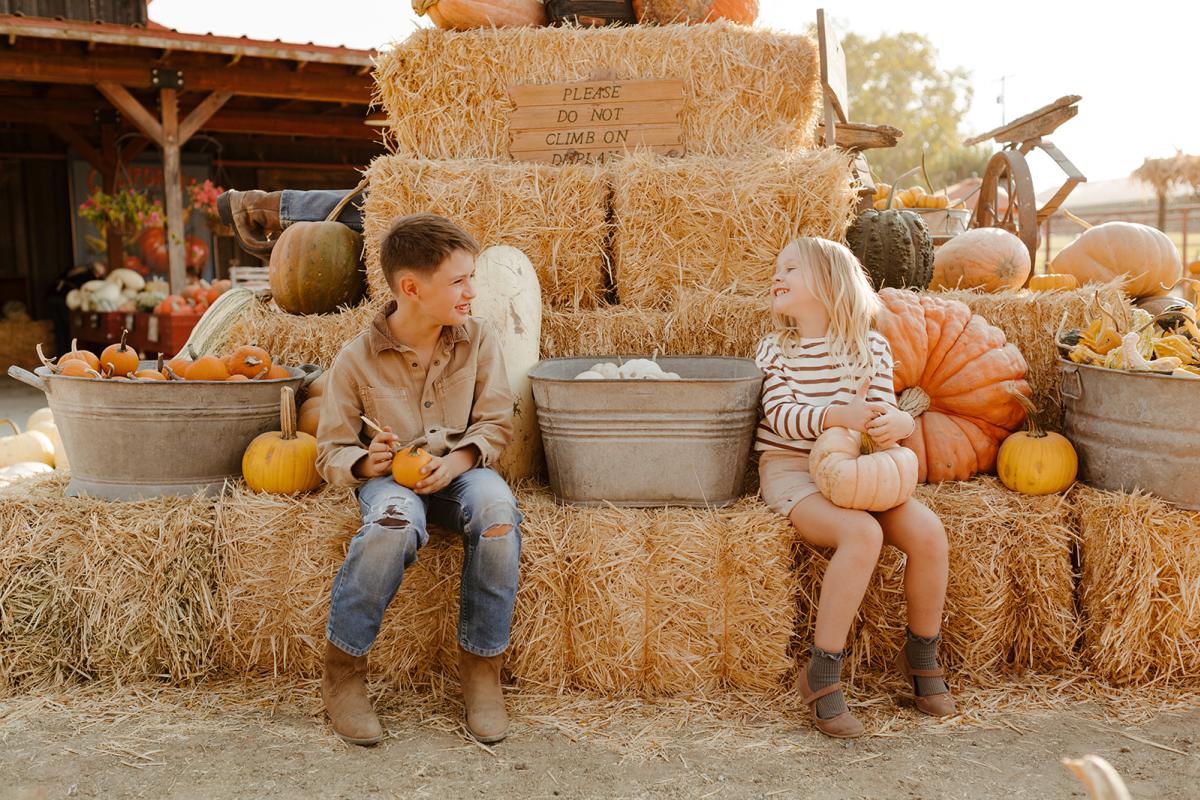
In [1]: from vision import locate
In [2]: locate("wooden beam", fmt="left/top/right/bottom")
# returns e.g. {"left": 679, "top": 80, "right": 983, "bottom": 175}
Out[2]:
{"left": 160, "top": 88, "right": 187, "bottom": 293}
{"left": 48, "top": 123, "right": 106, "bottom": 171}
{"left": 120, "top": 137, "right": 151, "bottom": 167}
{"left": 178, "top": 90, "right": 233, "bottom": 144}
{"left": 0, "top": 50, "right": 372, "bottom": 104}
{"left": 97, "top": 81, "right": 164, "bottom": 146}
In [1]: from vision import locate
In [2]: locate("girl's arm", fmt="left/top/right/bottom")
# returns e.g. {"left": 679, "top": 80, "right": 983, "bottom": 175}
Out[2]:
{"left": 865, "top": 335, "right": 900, "bottom": 407}
{"left": 865, "top": 336, "right": 916, "bottom": 443}
{"left": 756, "top": 337, "right": 830, "bottom": 440}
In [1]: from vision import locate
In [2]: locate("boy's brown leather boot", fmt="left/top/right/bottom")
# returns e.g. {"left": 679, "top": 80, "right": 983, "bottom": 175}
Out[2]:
{"left": 215, "top": 189, "right": 282, "bottom": 257}
{"left": 321, "top": 640, "right": 383, "bottom": 746}
{"left": 459, "top": 647, "right": 509, "bottom": 743}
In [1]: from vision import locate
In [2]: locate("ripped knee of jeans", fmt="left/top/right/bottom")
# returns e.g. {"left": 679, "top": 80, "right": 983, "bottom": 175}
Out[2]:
{"left": 373, "top": 502, "right": 412, "bottom": 530}
{"left": 482, "top": 523, "right": 511, "bottom": 539}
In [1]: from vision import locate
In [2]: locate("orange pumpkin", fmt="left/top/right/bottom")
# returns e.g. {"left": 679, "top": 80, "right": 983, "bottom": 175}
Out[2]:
{"left": 163, "top": 354, "right": 191, "bottom": 379}
{"left": 875, "top": 288, "right": 1031, "bottom": 483}
{"left": 60, "top": 338, "right": 100, "bottom": 371}
{"left": 305, "top": 370, "right": 330, "bottom": 400}
{"left": 99, "top": 330, "right": 139, "bottom": 377}
{"left": 930, "top": 228, "right": 1031, "bottom": 292}
{"left": 412, "top": 0, "right": 546, "bottom": 29}
{"left": 132, "top": 368, "right": 166, "bottom": 380}
{"left": 58, "top": 359, "right": 99, "bottom": 378}
{"left": 1052, "top": 219, "right": 1182, "bottom": 298}
{"left": 297, "top": 397, "right": 321, "bottom": 437}
{"left": 392, "top": 446, "right": 434, "bottom": 489}
{"left": 184, "top": 355, "right": 230, "bottom": 381}
{"left": 264, "top": 364, "right": 290, "bottom": 380}
{"left": 632, "top": 0, "right": 758, "bottom": 24}
{"left": 206, "top": 279, "right": 232, "bottom": 305}
{"left": 226, "top": 345, "right": 273, "bottom": 378}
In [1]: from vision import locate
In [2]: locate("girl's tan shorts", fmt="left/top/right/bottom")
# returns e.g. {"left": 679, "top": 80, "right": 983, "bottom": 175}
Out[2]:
{"left": 758, "top": 450, "right": 821, "bottom": 517}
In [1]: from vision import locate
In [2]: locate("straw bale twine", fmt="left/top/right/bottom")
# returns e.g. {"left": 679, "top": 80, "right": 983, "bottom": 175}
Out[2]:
{"left": 220, "top": 295, "right": 387, "bottom": 370}
{"left": 1074, "top": 485, "right": 1200, "bottom": 686}
{"left": 795, "top": 478, "right": 1079, "bottom": 685}
{"left": 610, "top": 149, "right": 856, "bottom": 307}
{"left": 934, "top": 285, "right": 1131, "bottom": 431}
{"left": 362, "top": 157, "right": 610, "bottom": 309}
{"left": 0, "top": 474, "right": 219, "bottom": 691}
{"left": 373, "top": 23, "right": 821, "bottom": 161}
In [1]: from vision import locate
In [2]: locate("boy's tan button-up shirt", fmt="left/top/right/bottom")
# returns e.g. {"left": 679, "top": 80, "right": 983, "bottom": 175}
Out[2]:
{"left": 315, "top": 302, "right": 514, "bottom": 486}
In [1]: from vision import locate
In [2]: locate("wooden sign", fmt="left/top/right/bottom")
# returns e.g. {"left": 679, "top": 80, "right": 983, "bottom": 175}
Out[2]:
{"left": 507, "top": 77, "right": 685, "bottom": 165}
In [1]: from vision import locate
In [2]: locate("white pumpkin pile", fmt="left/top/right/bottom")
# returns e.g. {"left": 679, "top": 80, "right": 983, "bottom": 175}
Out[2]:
{"left": 575, "top": 359, "right": 681, "bottom": 381}
{"left": 66, "top": 270, "right": 166, "bottom": 314}
{"left": 0, "top": 407, "right": 65, "bottom": 488}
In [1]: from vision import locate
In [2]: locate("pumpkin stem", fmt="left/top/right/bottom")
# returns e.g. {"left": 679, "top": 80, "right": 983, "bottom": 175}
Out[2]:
{"left": 36, "top": 342, "right": 57, "bottom": 372}
{"left": 325, "top": 177, "right": 370, "bottom": 224}
{"left": 70, "top": 337, "right": 80, "bottom": 352}
{"left": 164, "top": 365, "right": 184, "bottom": 381}
{"left": 860, "top": 432, "right": 878, "bottom": 455}
{"left": 1005, "top": 383, "right": 1044, "bottom": 437}
{"left": 280, "top": 385, "right": 298, "bottom": 441}
{"left": 886, "top": 166, "right": 922, "bottom": 209}
{"left": 1063, "top": 209, "right": 1094, "bottom": 230}
{"left": 155, "top": 353, "right": 164, "bottom": 373}
{"left": 118, "top": 328, "right": 129, "bottom": 352}
{"left": 0, "top": 418, "right": 20, "bottom": 436}
{"left": 898, "top": 386, "right": 931, "bottom": 418}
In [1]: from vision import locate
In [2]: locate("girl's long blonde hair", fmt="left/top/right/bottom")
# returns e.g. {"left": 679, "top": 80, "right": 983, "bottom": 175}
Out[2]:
{"left": 772, "top": 237, "right": 882, "bottom": 384}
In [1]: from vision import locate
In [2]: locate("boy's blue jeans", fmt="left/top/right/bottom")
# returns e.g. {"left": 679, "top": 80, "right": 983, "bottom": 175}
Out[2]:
{"left": 326, "top": 468, "right": 522, "bottom": 658}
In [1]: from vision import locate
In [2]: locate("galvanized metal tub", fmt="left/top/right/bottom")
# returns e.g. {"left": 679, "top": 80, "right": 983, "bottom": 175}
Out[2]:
{"left": 1060, "top": 359, "right": 1200, "bottom": 509}
{"left": 7, "top": 362, "right": 320, "bottom": 500}
{"left": 529, "top": 356, "right": 763, "bottom": 507}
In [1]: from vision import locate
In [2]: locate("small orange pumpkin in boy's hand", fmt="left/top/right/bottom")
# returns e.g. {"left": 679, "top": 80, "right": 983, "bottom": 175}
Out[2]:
{"left": 392, "top": 446, "right": 433, "bottom": 489}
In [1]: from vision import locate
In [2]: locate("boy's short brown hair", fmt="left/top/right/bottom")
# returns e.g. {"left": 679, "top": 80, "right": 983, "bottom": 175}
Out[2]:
{"left": 379, "top": 213, "right": 479, "bottom": 287}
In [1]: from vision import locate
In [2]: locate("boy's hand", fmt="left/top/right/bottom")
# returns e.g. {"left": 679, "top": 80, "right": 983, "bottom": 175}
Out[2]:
{"left": 826, "top": 378, "right": 888, "bottom": 433}
{"left": 414, "top": 448, "right": 476, "bottom": 495}
{"left": 354, "top": 426, "right": 398, "bottom": 479}
{"left": 866, "top": 407, "right": 915, "bottom": 449}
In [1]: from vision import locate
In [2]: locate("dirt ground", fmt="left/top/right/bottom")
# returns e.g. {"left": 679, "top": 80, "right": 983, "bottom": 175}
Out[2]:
{"left": 2, "top": 680, "right": 1198, "bottom": 800}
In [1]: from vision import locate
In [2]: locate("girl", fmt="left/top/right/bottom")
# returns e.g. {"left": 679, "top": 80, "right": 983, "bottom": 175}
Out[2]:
{"left": 756, "top": 238, "right": 954, "bottom": 739}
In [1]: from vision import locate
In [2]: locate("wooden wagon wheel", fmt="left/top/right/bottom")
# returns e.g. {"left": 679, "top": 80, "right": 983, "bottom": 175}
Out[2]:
{"left": 971, "top": 150, "right": 1039, "bottom": 270}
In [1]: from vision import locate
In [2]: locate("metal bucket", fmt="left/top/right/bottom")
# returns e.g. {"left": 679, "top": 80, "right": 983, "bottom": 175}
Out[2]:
{"left": 529, "top": 356, "right": 763, "bottom": 507}
{"left": 7, "top": 362, "right": 321, "bottom": 500}
{"left": 1060, "top": 359, "right": 1200, "bottom": 509}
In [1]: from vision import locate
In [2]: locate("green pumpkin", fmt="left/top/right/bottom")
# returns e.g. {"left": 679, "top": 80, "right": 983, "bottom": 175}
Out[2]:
{"left": 269, "top": 220, "right": 365, "bottom": 315}
{"left": 846, "top": 209, "right": 934, "bottom": 291}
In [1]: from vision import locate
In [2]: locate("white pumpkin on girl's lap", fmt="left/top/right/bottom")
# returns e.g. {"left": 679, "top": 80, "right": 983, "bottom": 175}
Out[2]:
{"left": 809, "top": 427, "right": 917, "bottom": 512}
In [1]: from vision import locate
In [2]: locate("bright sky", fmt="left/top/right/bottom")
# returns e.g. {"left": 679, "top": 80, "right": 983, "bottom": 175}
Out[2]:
{"left": 150, "top": 0, "right": 1200, "bottom": 192}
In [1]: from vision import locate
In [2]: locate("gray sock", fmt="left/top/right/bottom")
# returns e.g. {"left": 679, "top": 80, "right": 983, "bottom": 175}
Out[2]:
{"left": 905, "top": 628, "right": 949, "bottom": 697}
{"left": 806, "top": 645, "right": 849, "bottom": 720}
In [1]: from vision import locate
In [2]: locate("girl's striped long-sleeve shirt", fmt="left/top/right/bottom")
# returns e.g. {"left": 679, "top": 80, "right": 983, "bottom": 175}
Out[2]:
{"left": 754, "top": 330, "right": 898, "bottom": 455}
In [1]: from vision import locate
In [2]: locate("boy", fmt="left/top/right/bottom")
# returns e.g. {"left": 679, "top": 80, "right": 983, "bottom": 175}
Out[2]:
{"left": 315, "top": 213, "right": 522, "bottom": 746}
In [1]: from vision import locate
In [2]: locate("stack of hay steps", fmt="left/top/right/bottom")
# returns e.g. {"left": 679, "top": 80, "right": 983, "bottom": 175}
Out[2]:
{"left": 5, "top": 24, "right": 1191, "bottom": 701}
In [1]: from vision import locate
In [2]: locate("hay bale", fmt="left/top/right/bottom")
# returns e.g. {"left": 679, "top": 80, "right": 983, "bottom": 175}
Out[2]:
{"left": 214, "top": 485, "right": 795, "bottom": 697}
{"left": 540, "top": 291, "right": 769, "bottom": 360}
{"left": 373, "top": 23, "right": 821, "bottom": 161}
{"left": 0, "top": 474, "right": 219, "bottom": 690}
{"left": 935, "top": 285, "right": 1132, "bottom": 431}
{"left": 795, "top": 478, "right": 1079, "bottom": 685}
{"left": 363, "top": 156, "right": 610, "bottom": 309}
{"left": 0, "top": 319, "right": 54, "bottom": 372}
{"left": 1074, "top": 485, "right": 1200, "bottom": 686}
{"left": 221, "top": 295, "right": 386, "bottom": 370}
{"left": 610, "top": 149, "right": 856, "bottom": 307}
{"left": 215, "top": 484, "right": 462, "bottom": 687}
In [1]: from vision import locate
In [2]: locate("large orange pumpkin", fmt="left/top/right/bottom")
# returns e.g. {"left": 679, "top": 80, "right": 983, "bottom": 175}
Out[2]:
{"left": 412, "top": 0, "right": 546, "bottom": 29}
{"left": 875, "top": 288, "right": 1031, "bottom": 483}
{"left": 632, "top": 0, "right": 757, "bottom": 23}
{"left": 1052, "top": 220, "right": 1182, "bottom": 299}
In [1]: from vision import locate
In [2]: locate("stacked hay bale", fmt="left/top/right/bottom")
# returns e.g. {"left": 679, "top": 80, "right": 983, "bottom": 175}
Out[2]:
{"left": 215, "top": 485, "right": 796, "bottom": 697}
{"left": 1074, "top": 486, "right": 1200, "bottom": 686}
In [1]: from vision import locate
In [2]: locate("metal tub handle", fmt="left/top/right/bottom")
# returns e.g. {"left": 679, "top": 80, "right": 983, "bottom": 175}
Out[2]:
{"left": 298, "top": 364, "right": 323, "bottom": 388}
{"left": 1060, "top": 365, "right": 1083, "bottom": 401}
{"left": 7, "top": 365, "right": 48, "bottom": 394}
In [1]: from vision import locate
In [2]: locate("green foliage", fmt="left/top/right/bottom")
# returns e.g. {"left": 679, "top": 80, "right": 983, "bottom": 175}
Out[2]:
{"left": 836, "top": 28, "right": 992, "bottom": 189}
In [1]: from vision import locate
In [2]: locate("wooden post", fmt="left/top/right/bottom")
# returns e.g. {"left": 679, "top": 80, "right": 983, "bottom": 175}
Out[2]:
{"left": 1181, "top": 208, "right": 1189, "bottom": 262}
{"left": 160, "top": 88, "right": 186, "bottom": 293}
{"left": 1044, "top": 217, "right": 1052, "bottom": 270}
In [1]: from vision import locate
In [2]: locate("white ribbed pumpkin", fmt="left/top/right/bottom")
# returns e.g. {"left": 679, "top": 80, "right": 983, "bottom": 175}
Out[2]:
{"left": 809, "top": 427, "right": 918, "bottom": 511}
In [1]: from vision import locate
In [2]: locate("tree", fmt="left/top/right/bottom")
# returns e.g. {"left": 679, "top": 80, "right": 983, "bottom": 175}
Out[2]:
{"left": 1131, "top": 151, "right": 1200, "bottom": 231}
{"left": 837, "top": 29, "right": 992, "bottom": 190}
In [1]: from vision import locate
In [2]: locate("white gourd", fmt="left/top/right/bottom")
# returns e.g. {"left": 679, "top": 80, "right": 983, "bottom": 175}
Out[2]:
{"left": 0, "top": 420, "right": 55, "bottom": 468}
{"left": 574, "top": 370, "right": 605, "bottom": 380}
